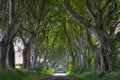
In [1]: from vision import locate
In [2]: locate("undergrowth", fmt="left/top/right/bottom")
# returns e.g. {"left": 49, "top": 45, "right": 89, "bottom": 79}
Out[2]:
{"left": 68, "top": 71, "right": 120, "bottom": 80}
{"left": 0, "top": 69, "right": 52, "bottom": 80}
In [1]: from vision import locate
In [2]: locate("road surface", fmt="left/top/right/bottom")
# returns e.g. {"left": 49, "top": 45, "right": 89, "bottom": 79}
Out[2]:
{"left": 35, "top": 71, "right": 80, "bottom": 80}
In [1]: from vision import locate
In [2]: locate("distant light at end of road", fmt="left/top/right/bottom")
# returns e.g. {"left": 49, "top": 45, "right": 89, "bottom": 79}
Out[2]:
{"left": 54, "top": 73, "right": 66, "bottom": 76}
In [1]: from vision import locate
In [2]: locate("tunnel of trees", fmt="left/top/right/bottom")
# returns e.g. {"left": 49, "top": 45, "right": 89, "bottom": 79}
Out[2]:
{"left": 0, "top": 0, "right": 120, "bottom": 80}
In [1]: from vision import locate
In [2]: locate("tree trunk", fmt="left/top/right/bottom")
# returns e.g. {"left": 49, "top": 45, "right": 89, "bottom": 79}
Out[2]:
{"left": 70, "top": 52, "right": 76, "bottom": 66}
{"left": 26, "top": 49, "right": 31, "bottom": 69}
{"left": 82, "top": 52, "right": 88, "bottom": 71}
{"left": 23, "top": 48, "right": 27, "bottom": 69}
{"left": 75, "top": 49, "right": 81, "bottom": 66}
{"left": 0, "top": 0, "right": 17, "bottom": 69}
{"left": 100, "top": 42, "right": 112, "bottom": 74}
{"left": 22, "top": 38, "right": 32, "bottom": 69}
{"left": 23, "top": 46, "right": 31, "bottom": 69}
{"left": 6, "top": 40, "right": 15, "bottom": 69}
{"left": 32, "top": 40, "right": 38, "bottom": 68}
{"left": 93, "top": 50, "right": 100, "bottom": 71}
{"left": 0, "top": 40, "right": 7, "bottom": 69}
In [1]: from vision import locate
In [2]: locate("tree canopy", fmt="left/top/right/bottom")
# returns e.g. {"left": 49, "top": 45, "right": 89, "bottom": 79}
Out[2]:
{"left": 0, "top": 0, "right": 120, "bottom": 77}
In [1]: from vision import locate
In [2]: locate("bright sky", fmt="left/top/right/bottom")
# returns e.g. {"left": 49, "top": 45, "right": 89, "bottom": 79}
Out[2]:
{"left": 14, "top": 39, "right": 24, "bottom": 64}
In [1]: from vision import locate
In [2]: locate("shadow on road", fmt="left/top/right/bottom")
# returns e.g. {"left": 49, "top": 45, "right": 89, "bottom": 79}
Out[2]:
{"left": 36, "top": 70, "right": 80, "bottom": 80}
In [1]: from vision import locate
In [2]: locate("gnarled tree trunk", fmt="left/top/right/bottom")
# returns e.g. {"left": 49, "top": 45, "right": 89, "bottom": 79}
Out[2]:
{"left": 99, "top": 41, "right": 112, "bottom": 74}
{"left": 0, "top": 0, "right": 17, "bottom": 69}
{"left": 22, "top": 38, "right": 32, "bottom": 69}
{"left": 0, "top": 40, "right": 7, "bottom": 68}
{"left": 32, "top": 40, "right": 38, "bottom": 68}
{"left": 6, "top": 40, "right": 15, "bottom": 69}
{"left": 63, "top": 0, "right": 114, "bottom": 74}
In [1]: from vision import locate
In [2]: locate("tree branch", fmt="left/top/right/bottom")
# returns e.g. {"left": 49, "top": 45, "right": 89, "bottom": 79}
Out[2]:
{"left": 18, "top": 30, "right": 27, "bottom": 46}
{"left": 83, "top": 0, "right": 97, "bottom": 23}
{"left": 63, "top": 0, "right": 93, "bottom": 28}
{"left": 112, "top": 31, "right": 120, "bottom": 43}
{"left": 104, "top": 1, "right": 117, "bottom": 25}
{"left": 103, "top": 0, "right": 113, "bottom": 10}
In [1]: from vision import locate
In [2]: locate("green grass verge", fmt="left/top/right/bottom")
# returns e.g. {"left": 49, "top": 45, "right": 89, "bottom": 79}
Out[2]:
{"left": 100, "top": 71, "right": 120, "bottom": 80}
{"left": 0, "top": 69, "right": 52, "bottom": 80}
{"left": 68, "top": 71, "right": 120, "bottom": 80}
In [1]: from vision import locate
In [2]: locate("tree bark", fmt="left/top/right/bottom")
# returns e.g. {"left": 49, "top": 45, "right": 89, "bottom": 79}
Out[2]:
{"left": 0, "top": 0, "right": 17, "bottom": 69}
{"left": 63, "top": 0, "right": 113, "bottom": 74}
{"left": 82, "top": 52, "right": 89, "bottom": 72}
{"left": 32, "top": 40, "right": 38, "bottom": 68}
{"left": 75, "top": 49, "right": 81, "bottom": 66}
{"left": 99, "top": 41, "right": 112, "bottom": 74}
{"left": 0, "top": 41, "right": 7, "bottom": 68}
{"left": 22, "top": 38, "right": 32, "bottom": 69}
{"left": 6, "top": 40, "right": 15, "bottom": 69}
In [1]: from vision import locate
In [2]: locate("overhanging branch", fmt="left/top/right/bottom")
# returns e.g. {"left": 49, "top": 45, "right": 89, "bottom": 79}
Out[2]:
{"left": 63, "top": 0, "right": 93, "bottom": 28}
{"left": 83, "top": 0, "right": 97, "bottom": 23}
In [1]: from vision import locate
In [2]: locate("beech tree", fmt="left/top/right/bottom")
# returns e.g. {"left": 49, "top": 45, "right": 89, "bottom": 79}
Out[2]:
{"left": 63, "top": 0, "right": 120, "bottom": 74}
{"left": 0, "top": 0, "right": 119, "bottom": 75}
{"left": 0, "top": 0, "right": 24, "bottom": 69}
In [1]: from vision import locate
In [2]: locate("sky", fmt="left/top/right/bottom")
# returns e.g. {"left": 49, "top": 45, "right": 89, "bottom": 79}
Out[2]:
{"left": 14, "top": 39, "right": 24, "bottom": 64}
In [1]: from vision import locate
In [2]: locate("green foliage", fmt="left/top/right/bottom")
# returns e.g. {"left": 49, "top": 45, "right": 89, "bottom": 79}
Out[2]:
{"left": 116, "top": 58, "right": 120, "bottom": 68}
{"left": 32, "top": 63, "right": 43, "bottom": 74}
{"left": 32, "top": 62, "right": 54, "bottom": 77}
{"left": 70, "top": 0, "right": 87, "bottom": 15}
{"left": 79, "top": 72, "right": 99, "bottom": 80}
{"left": 0, "top": 69, "right": 35, "bottom": 80}
{"left": 68, "top": 71, "right": 120, "bottom": 80}
{"left": 0, "top": 69, "right": 52, "bottom": 80}
{"left": 0, "top": 16, "right": 8, "bottom": 31}
{"left": 69, "top": 72, "right": 98, "bottom": 80}
{"left": 0, "top": 64, "right": 3, "bottom": 69}
{"left": 42, "top": 64, "right": 50, "bottom": 72}
{"left": 100, "top": 72, "right": 120, "bottom": 80}
{"left": 68, "top": 64, "right": 82, "bottom": 74}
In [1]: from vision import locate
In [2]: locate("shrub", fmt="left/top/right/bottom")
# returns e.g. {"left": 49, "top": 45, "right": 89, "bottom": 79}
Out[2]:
{"left": 0, "top": 69, "right": 41, "bottom": 80}
{"left": 68, "top": 64, "right": 82, "bottom": 74}
{"left": 99, "top": 71, "right": 120, "bottom": 80}
{"left": 68, "top": 71, "right": 120, "bottom": 80}
{"left": 80, "top": 72, "right": 99, "bottom": 80}
{"left": 32, "top": 63, "right": 43, "bottom": 74}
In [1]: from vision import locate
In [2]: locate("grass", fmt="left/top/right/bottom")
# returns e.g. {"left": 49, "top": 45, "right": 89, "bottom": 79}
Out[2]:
{"left": 100, "top": 71, "right": 120, "bottom": 80}
{"left": 0, "top": 69, "right": 52, "bottom": 80}
{"left": 68, "top": 71, "right": 120, "bottom": 80}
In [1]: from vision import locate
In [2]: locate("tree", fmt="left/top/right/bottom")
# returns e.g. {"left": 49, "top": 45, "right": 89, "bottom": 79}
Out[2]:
{"left": 0, "top": 0, "right": 20, "bottom": 69}
{"left": 63, "top": 0, "right": 120, "bottom": 74}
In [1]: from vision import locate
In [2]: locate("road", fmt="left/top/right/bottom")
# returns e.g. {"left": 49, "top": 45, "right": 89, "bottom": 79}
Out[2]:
{"left": 35, "top": 71, "right": 79, "bottom": 80}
